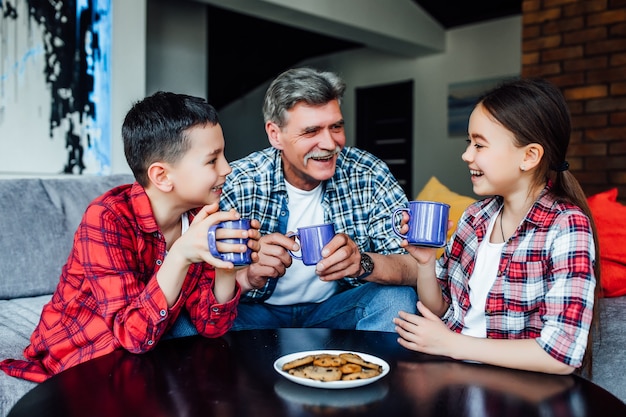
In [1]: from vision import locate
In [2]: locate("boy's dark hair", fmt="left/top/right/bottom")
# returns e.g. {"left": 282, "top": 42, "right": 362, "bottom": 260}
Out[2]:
{"left": 122, "top": 91, "right": 220, "bottom": 187}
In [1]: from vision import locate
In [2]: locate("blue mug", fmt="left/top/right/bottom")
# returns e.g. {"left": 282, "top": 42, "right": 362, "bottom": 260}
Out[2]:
{"left": 392, "top": 201, "right": 449, "bottom": 247}
{"left": 287, "top": 223, "right": 336, "bottom": 266}
{"left": 207, "top": 219, "right": 252, "bottom": 265}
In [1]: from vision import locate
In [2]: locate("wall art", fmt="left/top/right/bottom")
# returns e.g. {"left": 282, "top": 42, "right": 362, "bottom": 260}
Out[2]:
{"left": 0, "top": 0, "right": 111, "bottom": 175}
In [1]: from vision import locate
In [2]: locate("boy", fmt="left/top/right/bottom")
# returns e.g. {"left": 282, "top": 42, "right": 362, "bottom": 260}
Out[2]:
{"left": 0, "top": 92, "right": 259, "bottom": 382}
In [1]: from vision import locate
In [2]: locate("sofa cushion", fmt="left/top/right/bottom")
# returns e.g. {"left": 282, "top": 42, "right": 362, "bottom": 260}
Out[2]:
{"left": 587, "top": 188, "right": 626, "bottom": 297}
{"left": 590, "top": 296, "right": 626, "bottom": 403}
{"left": 0, "top": 295, "right": 50, "bottom": 416}
{"left": 0, "top": 174, "right": 134, "bottom": 300}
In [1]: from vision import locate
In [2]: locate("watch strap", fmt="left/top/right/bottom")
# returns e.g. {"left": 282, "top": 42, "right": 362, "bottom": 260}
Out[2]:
{"left": 357, "top": 252, "right": 374, "bottom": 281}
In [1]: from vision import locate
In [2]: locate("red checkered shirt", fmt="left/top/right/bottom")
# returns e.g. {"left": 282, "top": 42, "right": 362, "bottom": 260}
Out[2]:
{"left": 436, "top": 184, "right": 596, "bottom": 367}
{"left": 1, "top": 183, "right": 239, "bottom": 382}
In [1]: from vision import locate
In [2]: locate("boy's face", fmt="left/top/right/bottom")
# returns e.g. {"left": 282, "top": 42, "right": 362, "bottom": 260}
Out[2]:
{"left": 167, "top": 123, "right": 231, "bottom": 208}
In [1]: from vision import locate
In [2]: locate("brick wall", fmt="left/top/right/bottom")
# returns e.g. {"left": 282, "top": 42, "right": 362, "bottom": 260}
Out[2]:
{"left": 522, "top": 0, "right": 626, "bottom": 202}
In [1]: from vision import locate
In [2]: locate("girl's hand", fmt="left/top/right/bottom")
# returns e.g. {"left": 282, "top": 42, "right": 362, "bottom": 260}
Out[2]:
{"left": 398, "top": 211, "right": 438, "bottom": 264}
{"left": 399, "top": 212, "right": 452, "bottom": 265}
{"left": 400, "top": 240, "right": 439, "bottom": 265}
{"left": 394, "top": 301, "right": 457, "bottom": 358}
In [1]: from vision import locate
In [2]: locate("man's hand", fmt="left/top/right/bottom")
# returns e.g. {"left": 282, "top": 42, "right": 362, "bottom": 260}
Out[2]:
{"left": 314, "top": 233, "right": 361, "bottom": 281}
{"left": 236, "top": 232, "right": 298, "bottom": 292}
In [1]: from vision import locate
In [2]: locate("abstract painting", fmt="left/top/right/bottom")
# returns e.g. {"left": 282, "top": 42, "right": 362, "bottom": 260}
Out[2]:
{"left": 0, "top": 0, "right": 111, "bottom": 175}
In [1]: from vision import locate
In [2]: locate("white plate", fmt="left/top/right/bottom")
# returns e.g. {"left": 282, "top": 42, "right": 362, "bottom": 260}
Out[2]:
{"left": 274, "top": 379, "right": 389, "bottom": 406}
{"left": 273, "top": 350, "right": 390, "bottom": 389}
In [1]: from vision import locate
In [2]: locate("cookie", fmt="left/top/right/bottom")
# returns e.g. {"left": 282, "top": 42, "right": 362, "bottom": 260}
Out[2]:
{"left": 340, "top": 363, "right": 362, "bottom": 374}
{"left": 282, "top": 354, "right": 315, "bottom": 371}
{"left": 290, "top": 365, "right": 342, "bottom": 382}
{"left": 339, "top": 352, "right": 382, "bottom": 371}
{"left": 341, "top": 368, "right": 380, "bottom": 381}
{"left": 313, "top": 354, "right": 346, "bottom": 367}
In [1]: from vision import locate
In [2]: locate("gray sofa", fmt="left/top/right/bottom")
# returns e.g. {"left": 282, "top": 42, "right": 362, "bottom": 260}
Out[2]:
{"left": 0, "top": 175, "right": 624, "bottom": 416}
{"left": 0, "top": 174, "right": 134, "bottom": 416}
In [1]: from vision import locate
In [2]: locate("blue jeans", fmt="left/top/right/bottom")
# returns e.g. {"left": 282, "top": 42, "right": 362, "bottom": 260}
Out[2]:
{"left": 162, "top": 309, "right": 198, "bottom": 340}
{"left": 231, "top": 282, "right": 417, "bottom": 333}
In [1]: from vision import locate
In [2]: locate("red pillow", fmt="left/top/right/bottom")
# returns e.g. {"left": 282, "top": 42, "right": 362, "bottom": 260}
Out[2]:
{"left": 587, "top": 188, "right": 626, "bottom": 297}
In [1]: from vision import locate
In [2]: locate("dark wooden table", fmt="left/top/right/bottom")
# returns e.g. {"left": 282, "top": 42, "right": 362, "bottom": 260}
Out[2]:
{"left": 8, "top": 328, "right": 625, "bottom": 417}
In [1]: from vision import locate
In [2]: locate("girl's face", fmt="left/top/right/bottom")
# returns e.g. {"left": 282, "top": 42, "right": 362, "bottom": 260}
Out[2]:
{"left": 462, "top": 103, "right": 527, "bottom": 197}
{"left": 167, "top": 123, "right": 232, "bottom": 209}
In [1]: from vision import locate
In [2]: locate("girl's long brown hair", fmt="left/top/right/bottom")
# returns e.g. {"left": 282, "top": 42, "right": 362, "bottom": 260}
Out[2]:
{"left": 479, "top": 78, "right": 602, "bottom": 376}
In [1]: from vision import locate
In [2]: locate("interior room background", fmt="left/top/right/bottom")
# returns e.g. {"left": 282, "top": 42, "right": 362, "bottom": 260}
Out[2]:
{"left": 2, "top": 0, "right": 623, "bottom": 202}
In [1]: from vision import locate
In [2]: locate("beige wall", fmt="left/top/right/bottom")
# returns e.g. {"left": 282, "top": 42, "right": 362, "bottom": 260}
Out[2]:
{"left": 2, "top": 0, "right": 522, "bottom": 197}
{"left": 110, "top": 0, "right": 147, "bottom": 175}
{"left": 218, "top": 16, "right": 522, "bottom": 198}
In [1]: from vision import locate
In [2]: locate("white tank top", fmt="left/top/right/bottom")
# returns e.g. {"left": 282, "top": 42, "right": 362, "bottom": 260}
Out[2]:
{"left": 461, "top": 209, "right": 504, "bottom": 338}
{"left": 165, "top": 213, "right": 189, "bottom": 256}
{"left": 266, "top": 181, "right": 338, "bottom": 305}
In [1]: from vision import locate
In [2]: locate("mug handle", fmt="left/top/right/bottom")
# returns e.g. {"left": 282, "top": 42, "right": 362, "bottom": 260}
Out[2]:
{"left": 285, "top": 231, "right": 302, "bottom": 260}
{"left": 392, "top": 208, "right": 409, "bottom": 239}
{"left": 207, "top": 224, "right": 224, "bottom": 260}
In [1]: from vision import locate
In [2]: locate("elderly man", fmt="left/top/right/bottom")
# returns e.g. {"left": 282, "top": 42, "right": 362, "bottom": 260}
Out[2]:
{"left": 220, "top": 67, "right": 419, "bottom": 332}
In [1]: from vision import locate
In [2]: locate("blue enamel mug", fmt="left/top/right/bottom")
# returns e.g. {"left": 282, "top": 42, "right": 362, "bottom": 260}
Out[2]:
{"left": 392, "top": 201, "right": 449, "bottom": 247}
{"left": 207, "top": 219, "right": 252, "bottom": 265}
{"left": 286, "top": 223, "right": 336, "bottom": 266}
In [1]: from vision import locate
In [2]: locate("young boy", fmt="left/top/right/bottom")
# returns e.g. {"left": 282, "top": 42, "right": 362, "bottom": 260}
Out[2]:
{"left": 0, "top": 91, "right": 259, "bottom": 382}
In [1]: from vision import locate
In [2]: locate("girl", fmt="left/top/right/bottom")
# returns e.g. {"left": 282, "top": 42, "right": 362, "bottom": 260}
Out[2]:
{"left": 394, "top": 78, "right": 600, "bottom": 375}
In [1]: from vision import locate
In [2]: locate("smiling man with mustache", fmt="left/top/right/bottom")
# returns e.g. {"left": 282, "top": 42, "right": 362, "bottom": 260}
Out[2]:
{"left": 220, "top": 67, "right": 419, "bottom": 332}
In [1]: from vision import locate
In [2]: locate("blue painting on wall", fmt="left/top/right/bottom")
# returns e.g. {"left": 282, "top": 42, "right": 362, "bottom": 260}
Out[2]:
{"left": 0, "top": 0, "right": 111, "bottom": 175}
{"left": 447, "top": 76, "right": 518, "bottom": 138}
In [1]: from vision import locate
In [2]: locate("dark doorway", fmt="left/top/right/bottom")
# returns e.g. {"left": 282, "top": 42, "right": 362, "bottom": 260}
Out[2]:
{"left": 356, "top": 80, "right": 414, "bottom": 197}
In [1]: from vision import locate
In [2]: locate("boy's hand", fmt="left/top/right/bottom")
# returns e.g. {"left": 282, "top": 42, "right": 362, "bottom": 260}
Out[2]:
{"left": 175, "top": 204, "right": 247, "bottom": 269}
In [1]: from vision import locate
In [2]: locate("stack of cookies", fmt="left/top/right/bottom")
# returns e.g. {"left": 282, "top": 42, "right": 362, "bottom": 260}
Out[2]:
{"left": 282, "top": 352, "right": 382, "bottom": 382}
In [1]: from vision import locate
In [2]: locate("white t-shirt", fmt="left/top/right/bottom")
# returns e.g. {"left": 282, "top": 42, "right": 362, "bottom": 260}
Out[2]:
{"left": 461, "top": 210, "right": 503, "bottom": 338}
{"left": 266, "top": 181, "right": 338, "bottom": 305}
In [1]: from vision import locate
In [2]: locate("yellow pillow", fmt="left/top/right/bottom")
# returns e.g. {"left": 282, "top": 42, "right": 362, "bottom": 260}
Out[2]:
{"left": 416, "top": 176, "right": 476, "bottom": 254}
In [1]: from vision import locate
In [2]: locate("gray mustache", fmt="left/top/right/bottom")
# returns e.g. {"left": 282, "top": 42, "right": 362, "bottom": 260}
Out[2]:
{"left": 304, "top": 146, "right": 341, "bottom": 165}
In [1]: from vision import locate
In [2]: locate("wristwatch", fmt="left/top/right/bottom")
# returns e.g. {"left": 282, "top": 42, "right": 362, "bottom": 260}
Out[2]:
{"left": 357, "top": 252, "right": 374, "bottom": 281}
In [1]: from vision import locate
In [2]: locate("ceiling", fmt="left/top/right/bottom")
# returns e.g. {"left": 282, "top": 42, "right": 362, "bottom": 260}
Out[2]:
{"left": 207, "top": 0, "right": 522, "bottom": 109}
{"left": 415, "top": 0, "right": 522, "bottom": 29}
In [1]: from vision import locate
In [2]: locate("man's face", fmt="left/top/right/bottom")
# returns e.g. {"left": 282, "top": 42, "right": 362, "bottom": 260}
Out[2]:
{"left": 267, "top": 100, "right": 345, "bottom": 191}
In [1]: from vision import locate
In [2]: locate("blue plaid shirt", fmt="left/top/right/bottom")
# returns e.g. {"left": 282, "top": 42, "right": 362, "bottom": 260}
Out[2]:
{"left": 436, "top": 184, "right": 596, "bottom": 367}
{"left": 220, "top": 146, "right": 409, "bottom": 302}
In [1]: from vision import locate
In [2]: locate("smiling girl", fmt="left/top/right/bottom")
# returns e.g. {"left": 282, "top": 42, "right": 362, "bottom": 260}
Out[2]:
{"left": 394, "top": 78, "right": 600, "bottom": 375}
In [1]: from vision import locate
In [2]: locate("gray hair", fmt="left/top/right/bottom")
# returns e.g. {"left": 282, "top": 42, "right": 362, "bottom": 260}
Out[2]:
{"left": 262, "top": 67, "right": 346, "bottom": 128}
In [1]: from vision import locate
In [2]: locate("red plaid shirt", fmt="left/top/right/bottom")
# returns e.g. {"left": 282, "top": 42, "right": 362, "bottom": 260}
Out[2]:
{"left": 436, "top": 184, "right": 596, "bottom": 367}
{"left": 1, "top": 183, "right": 239, "bottom": 382}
